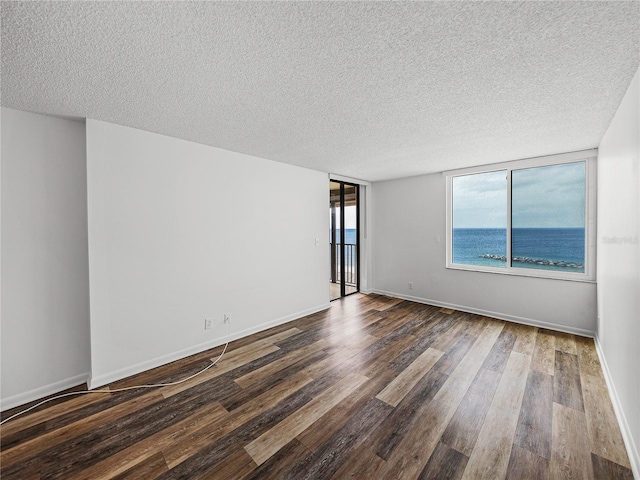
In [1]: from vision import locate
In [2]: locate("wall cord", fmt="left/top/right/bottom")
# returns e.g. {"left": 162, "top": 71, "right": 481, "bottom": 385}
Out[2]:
{"left": 0, "top": 320, "right": 231, "bottom": 426}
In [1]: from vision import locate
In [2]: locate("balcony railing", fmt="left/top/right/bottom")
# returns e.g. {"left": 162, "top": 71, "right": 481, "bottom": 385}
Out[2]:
{"left": 330, "top": 243, "right": 357, "bottom": 286}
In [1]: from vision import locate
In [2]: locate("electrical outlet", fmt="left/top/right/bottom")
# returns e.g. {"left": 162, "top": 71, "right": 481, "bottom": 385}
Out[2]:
{"left": 204, "top": 318, "right": 213, "bottom": 330}
{"left": 224, "top": 313, "right": 231, "bottom": 324}
{"left": 409, "top": 282, "right": 413, "bottom": 290}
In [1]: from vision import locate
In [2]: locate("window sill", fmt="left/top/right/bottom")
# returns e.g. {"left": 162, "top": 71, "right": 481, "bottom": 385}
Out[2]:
{"left": 446, "top": 263, "right": 596, "bottom": 283}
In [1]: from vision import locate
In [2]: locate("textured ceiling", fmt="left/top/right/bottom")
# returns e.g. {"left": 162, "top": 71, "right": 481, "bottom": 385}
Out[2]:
{"left": 2, "top": 2, "right": 639, "bottom": 181}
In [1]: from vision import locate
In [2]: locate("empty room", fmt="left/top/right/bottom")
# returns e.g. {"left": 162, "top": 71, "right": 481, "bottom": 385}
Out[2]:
{"left": 1, "top": 2, "right": 639, "bottom": 479}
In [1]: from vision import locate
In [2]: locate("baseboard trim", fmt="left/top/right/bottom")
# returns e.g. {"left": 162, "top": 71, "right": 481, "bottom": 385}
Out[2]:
{"left": 369, "top": 289, "right": 595, "bottom": 338}
{"left": 1, "top": 373, "right": 90, "bottom": 412}
{"left": 88, "top": 302, "right": 331, "bottom": 390}
{"left": 593, "top": 334, "right": 640, "bottom": 479}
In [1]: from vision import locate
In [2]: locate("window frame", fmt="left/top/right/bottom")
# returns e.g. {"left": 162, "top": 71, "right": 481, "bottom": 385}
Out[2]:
{"left": 445, "top": 150, "right": 597, "bottom": 282}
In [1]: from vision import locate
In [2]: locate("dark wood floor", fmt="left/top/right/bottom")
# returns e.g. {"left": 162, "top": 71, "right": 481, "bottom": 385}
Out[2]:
{"left": 1, "top": 294, "right": 633, "bottom": 479}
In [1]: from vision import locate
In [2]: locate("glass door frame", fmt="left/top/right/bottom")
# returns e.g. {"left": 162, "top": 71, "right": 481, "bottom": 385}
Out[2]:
{"left": 330, "top": 180, "right": 360, "bottom": 300}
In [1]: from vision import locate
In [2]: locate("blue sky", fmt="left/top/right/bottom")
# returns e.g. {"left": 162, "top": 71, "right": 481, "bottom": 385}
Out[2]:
{"left": 453, "top": 162, "right": 585, "bottom": 228}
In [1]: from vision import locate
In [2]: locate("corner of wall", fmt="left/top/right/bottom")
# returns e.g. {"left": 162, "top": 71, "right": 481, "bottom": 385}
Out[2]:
{"left": 593, "top": 334, "right": 640, "bottom": 479}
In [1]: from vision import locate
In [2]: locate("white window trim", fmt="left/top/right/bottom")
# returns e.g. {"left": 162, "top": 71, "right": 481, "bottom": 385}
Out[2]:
{"left": 445, "top": 150, "right": 597, "bottom": 282}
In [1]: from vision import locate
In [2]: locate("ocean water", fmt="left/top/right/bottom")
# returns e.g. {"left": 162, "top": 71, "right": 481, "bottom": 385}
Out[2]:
{"left": 331, "top": 229, "right": 357, "bottom": 244}
{"left": 453, "top": 228, "right": 585, "bottom": 272}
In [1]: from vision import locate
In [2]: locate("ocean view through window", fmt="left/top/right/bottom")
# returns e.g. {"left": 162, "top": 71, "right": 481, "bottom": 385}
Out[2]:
{"left": 452, "top": 170, "right": 507, "bottom": 268}
{"left": 446, "top": 151, "right": 596, "bottom": 281}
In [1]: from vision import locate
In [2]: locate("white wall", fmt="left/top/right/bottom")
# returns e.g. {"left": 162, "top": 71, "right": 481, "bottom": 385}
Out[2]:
{"left": 371, "top": 172, "right": 597, "bottom": 335}
{"left": 597, "top": 66, "right": 640, "bottom": 476}
{"left": 1, "top": 108, "right": 90, "bottom": 409}
{"left": 86, "top": 120, "right": 329, "bottom": 387}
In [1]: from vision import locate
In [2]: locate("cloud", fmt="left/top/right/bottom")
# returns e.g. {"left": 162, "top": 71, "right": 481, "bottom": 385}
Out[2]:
{"left": 453, "top": 170, "right": 507, "bottom": 228}
{"left": 453, "top": 162, "right": 585, "bottom": 228}
{"left": 512, "top": 163, "right": 585, "bottom": 227}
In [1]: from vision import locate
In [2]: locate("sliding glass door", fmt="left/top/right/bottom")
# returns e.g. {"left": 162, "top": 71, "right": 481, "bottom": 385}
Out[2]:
{"left": 329, "top": 181, "right": 359, "bottom": 300}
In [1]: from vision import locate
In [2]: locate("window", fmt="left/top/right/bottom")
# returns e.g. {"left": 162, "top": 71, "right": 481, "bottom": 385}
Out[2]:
{"left": 446, "top": 151, "right": 596, "bottom": 281}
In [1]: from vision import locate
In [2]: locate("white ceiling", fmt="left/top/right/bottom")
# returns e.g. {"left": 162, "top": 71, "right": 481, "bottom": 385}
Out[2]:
{"left": 2, "top": 1, "right": 639, "bottom": 182}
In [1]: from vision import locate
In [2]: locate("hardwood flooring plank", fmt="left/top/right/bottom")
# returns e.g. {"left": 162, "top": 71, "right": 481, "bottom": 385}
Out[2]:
{"left": 285, "top": 397, "right": 393, "bottom": 480}
{"left": 581, "top": 372, "right": 631, "bottom": 468}
{"left": 1, "top": 391, "right": 166, "bottom": 468}
{"left": 531, "top": 330, "right": 555, "bottom": 376}
{"left": 0, "top": 392, "right": 104, "bottom": 440}
{"left": 378, "top": 375, "right": 469, "bottom": 479}
{"left": 418, "top": 441, "right": 468, "bottom": 480}
{"left": 257, "top": 327, "right": 304, "bottom": 345}
{"left": 70, "top": 401, "right": 228, "bottom": 479}
{"left": 331, "top": 445, "right": 384, "bottom": 480}
{"left": 329, "top": 444, "right": 386, "bottom": 479}
{"left": 112, "top": 452, "right": 169, "bottom": 480}
{"left": 357, "top": 294, "right": 403, "bottom": 312}
{"left": 449, "top": 322, "right": 504, "bottom": 385}
{"left": 376, "top": 347, "right": 443, "bottom": 407}
{"left": 553, "top": 331, "right": 577, "bottom": 355}
{"left": 161, "top": 371, "right": 313, "bottom": 468}
{"left": 591, "top": 453, "right": 634, "bottom": 480}
{"left": 234, "top": 339, "right": 329, "bottom": 388}
{"left": 371, "top": 367, "right": 449, "bottom": 461}
{"left": 242, "top": 439, "right": 312, "bottom": 480}
{"left": 440, "top": 367, "right": 502, "bottom": 457}
{"left": 1, "top": 386, "right": 153, "bottom": 449}
{"left": 502, "top": 322, "right": 537, "bottom": 356}
{"left": 377, "top": 322, "right": 503, "bottom": 479}
{"left": 160, "top": 342, "right": 280, "bottom": 398}
{"left": 365, "top": 311, "right": 424, "bottom": 339}
{"left": 359, "top": 333, "right": 419, "bottom": 379}
{"left": 244, "top": 372, "right": 369, "bottom": 466}
{"left": 550, "top": 402, "right": 594, "bottom": 479}
{"left": 297, "top": 368, "right": 395, "bottom": 452}
{"left": 47, "top": 379, "right": 239, "bottom": 479}
{"left": 301, "top": 334, "right": 378, "bottom": 379}
{"left": 272, "top": 326, "right": 326, "bottom": 352}
{"left": 220, "top": 349, "right": 329, "bottom": 412}
{"left": 506, "top": 445, "right": 549, "bottom": 480}
{"left": 216, "top": 324, "right": 301, "bottom": 352}
{"left": 481, "top": 330, "right": 517, "bottom": 373}
{"left": 157, "top": 387, "right": 316, "bottom": 479}
{"left": 471, "top": 316, "right": 498, "bottom": 336}
{"left": 427, "top": 320, "right": 467, "bottom": 353}
{"left": 514, "top": 369, "right": 554, "bottom": 459}
{"left": 198, "top": 448, "right": 257, "bottom": 480}
{"left": 461, "top": 351, "right": 531, "bottom": 480}
{"left": 405, "top": 307, "right": 447, "bottom": 337}
{"left": 323, "top": 319, "right": 383, "bottom": 349}
{"left": 553, "top": 350, "right": 584, "bottom": 412}
{"left": 3, "top": 376, "right": 236, "bottom": 479}
{"left": 434, "top": 333, "right": 477, "bottom": 375}
{"left": 575, "top": 335, "right": 603, "bottom": 379}
{"left": 388, "top": 315, "right": 456, "bottom": 372}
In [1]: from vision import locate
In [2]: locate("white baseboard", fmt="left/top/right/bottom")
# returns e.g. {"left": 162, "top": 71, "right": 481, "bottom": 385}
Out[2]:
{"left": 369, "top": 289, "right": 595, "bottom": 338}
{"left": 88, "top": 302, "right": 331, "bottom": 389}
{"left": 593, "top": 334, "right": 640, "bottom": 479}
{"left": 1, "top": 373, "right": 90, "bottom": 412}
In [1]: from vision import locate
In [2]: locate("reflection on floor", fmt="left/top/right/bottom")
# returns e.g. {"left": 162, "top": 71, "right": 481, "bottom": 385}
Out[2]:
{"left": 330, "top": 282, "right": 358, "bottom": 301}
